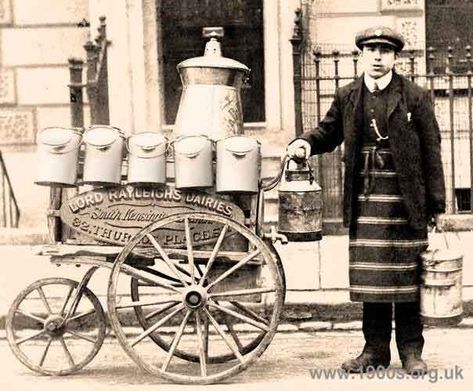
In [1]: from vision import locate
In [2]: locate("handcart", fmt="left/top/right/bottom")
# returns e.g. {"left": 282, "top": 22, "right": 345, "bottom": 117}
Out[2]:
{"left": 6, "top": 32, "right": 321, "bottom": 385}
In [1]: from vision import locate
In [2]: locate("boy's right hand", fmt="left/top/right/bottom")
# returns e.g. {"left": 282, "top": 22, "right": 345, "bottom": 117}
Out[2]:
{"left": 286, "top": 139, "right": 311, "bottom": 160}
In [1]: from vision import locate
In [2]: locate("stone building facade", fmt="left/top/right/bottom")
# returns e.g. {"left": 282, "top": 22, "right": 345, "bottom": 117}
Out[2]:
{"left": 1, "top": 0, "right": 430, "bottom": 229}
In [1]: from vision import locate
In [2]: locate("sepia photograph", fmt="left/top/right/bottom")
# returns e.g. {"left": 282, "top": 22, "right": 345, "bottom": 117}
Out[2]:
{"left": 0, "top": 0, "right": 472, "bottom": 390}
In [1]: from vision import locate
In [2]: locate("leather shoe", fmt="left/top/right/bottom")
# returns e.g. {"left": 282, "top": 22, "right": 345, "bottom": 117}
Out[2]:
{"left": 402, "top": 356, "right": 427, "bottom": 375}
{"left": 341, "top": 351, "right": 390, "bottom": 373}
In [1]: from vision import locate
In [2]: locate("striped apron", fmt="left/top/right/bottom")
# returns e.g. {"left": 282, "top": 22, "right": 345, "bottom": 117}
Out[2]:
{"left": 349, "top": 145, "right": 429, "bottom": 302}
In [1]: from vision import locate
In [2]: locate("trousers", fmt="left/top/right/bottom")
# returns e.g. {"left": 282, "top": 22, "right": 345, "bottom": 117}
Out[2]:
{"left": 363, "top": 301, "right": 424, "bottom": 361}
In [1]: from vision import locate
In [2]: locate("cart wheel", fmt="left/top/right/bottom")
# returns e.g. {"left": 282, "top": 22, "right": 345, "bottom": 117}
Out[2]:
{"left": 130, "top": 276, "right": 266, "bottom": 364}
{"left": 6, "top": 278, "right": 106, "bottom": 375}
{"left": 108, "top": 212, "right": 285, "bottom": 384}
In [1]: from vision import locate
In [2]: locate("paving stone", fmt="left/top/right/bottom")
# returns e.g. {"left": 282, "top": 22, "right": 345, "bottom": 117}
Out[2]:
{"left": 298, "top": 321, "right": 332, "bottom": 332}
{"left": 457, "top": 318, "right": 473, "bottom": 327}
{"left": 332, "top": 321, "right": 362, "bottom": 330}
{"left": 276, "top": 324, "right": 299, "bottom": 332}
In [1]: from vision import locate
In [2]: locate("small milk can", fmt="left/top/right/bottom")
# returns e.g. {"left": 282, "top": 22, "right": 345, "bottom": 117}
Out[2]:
{"left": 173, "top": 135, "right": 213, "bottom": 189}
{"left": 127, "top": 132, "right": 167, "bottom": 185}
{"left": 35, "top": 127, "right": 82, "bottom": 187}
{"left": 174, "top": 29, "right": 249, "bottom": 141}
{"left": 82, "top": 125, "right": 125, "bottom": 185}
{"left": 278, "top": 157, "right": 322, "bottom": 241}
{"left": 420, "top": 233, "right": 463, "bottom": 326}
{"left": 216, "top": 136, "right": 260, "bottom": 193}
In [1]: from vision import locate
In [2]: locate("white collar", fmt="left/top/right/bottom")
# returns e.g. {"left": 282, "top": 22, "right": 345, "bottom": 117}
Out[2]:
{"left": 364, "top": 71, "right": 393, "bottom": 93}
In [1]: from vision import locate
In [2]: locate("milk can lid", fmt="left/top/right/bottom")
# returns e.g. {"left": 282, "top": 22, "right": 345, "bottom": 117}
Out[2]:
{"left": 38, "top": 127, "right": 79, "bottom": 147}
{"left": 127, "top": 132, "right": 167, "bottom": 156}
{"left": 223, "top": 136, "right": 259, "bottom": 154}
{"left": 177, "top": 38, "right": 249, "bottom": 72}
{"left": 422, "top": 248, "right": 463, "bottom": 263}
{"left": 84, "top": 126, "right": 124, "bottom": 147}
{"left": 174, "top": 135, "right": 210, "bottom": 156}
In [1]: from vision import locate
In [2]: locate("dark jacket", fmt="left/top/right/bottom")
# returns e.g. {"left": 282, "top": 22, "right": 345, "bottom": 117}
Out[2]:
{"left": 298, "top": 72, "right": 446, "bottom": 230}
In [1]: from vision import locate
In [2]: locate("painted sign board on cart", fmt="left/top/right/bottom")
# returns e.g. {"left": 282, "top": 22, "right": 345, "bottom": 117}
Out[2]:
{"left": 60, "top": 185, "right": 245, "bottom": 247}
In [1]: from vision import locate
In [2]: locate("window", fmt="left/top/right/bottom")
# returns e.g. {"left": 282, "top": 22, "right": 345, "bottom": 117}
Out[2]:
{"left": 159, "top": 0, "right": 265, "bottom": 125}
{"left": 426, "top": 0, "right": 473, "bottom": 73}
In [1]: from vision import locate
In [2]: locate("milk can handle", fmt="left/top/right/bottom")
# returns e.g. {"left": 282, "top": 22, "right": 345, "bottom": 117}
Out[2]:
{"left": 285, "top": 154, "right": 315, "bottom": 184}
{"left": 431, "top": 226, "right": 450, "bottom": 249}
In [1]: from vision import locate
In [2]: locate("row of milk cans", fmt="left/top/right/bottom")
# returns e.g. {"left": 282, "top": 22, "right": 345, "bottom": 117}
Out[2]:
{"left": 36, "top": 125, "right": 261, "bottom": 193}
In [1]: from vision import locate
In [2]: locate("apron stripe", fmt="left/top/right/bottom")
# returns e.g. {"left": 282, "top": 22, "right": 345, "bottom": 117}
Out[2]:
{"left": 358, "top": 194, "right": 403, "bottom": 202}
{"left": 350, "top": 285, "right": 418, "bottom": 293}
{"left": 350, "top": 262, "right": 418, "bottom": 270}
{"left": 357, "top": 217, "right": 409, "bottom": 224}
{"left": 350, "top": 239, "right": 429, "bottom": 247}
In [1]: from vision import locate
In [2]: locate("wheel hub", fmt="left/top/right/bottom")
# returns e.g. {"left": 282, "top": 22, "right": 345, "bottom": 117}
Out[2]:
{"left": 182, "top": 286, "right": 208, "bottom": 309}
{"left": 43, "top": 314, "right": 66, "bottom": 336}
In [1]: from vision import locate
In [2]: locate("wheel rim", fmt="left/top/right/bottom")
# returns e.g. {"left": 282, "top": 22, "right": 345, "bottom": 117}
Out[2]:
{"left": 108, "top": 212, "right": 285, "bottom": 384}
{"left": 6, "top": 278, "right": 106, "bottom": 375}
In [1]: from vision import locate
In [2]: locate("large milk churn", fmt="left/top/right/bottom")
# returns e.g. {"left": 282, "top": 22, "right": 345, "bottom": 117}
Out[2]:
{"left": 173, "top": 135, "right": 213, "bottom": 189}
{"left": 127, "top": 132, "right": 167, "bottom": 185}
{"left": 278, "top": 157, "right": 322, "bottom": 241}
{"left": 35, "top": 127, "right": 82, "bottom": 187}
{"left": 82, "top": 125, "right": 125, "bottom": 185}
{"left": 174, "top": 28, "right": 250, "bottom": 141}
{"left": 216, "top": 136, "right": 260, "bottom": 193}
{"left": 420, "top": 234, "right": 463, "bottom": 326}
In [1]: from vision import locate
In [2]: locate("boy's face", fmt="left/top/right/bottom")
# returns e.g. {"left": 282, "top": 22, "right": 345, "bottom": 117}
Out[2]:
{"left": 361, "top": 44, "right": 398, "bottom": 79}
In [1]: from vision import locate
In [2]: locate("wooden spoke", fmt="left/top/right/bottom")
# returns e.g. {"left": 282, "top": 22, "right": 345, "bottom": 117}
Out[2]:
{"left": 203, "top": 307, "right": 244, "bottom": 363}
{"left": 116, "top": 296, "right": 181, "bottom": 310}
{"left": 209, "top": 302, "right": 270, "bottom": 332}
{"left": 120, "top": 263, "right": 181, "bottom": 293}
{"left": 146, "top": 234, "right": 189, "bottom": 286}
{"left": 60, "top": 285, "right": 75, "bottom": 316}
{"left": 66, "top": 330, "right": 96, "bottom": 344}
{"left": 199, "top": 224, "right": 228, "bottom": 286}
{"left": 206, "top": 250, "right": 261, "bottom": 290}
{"left": 230, "top": 301, "right": 269, "bottom": 326}
{"left": 67, "top": 308, "right": 97, "bottom": 322}
{"left": 209, "top": 287, "right": 275, "bottom": 298}
{"left": 59, "top": 336, "right": 75, "bottom": 367}
{"left": 37, "top": 287, "right": 52, "bottom": 314}
{"left": 161, "top": 310, "right": 191, "bottom": 371}
{"left": 39, "top": 337, "right": 53, "bottom": 367}
{"left": 144, "top": 301, "right": 180, "bottom": 321}
{"left": 195, "top": 312, "right": 207, "bottom": 377}
{"left": 225, "top": 318, "right": 243, "bottom": 351}
{"left": 131, "top": 305, "right": 184, "bottom": 347}
{"left": 16, "top": 330, "right": 47, "bottom": 345}
{"left": 15, "top": 309, "right": 46, "bottom": 324}
{"left": 203, "top": 313, "right": 209, "bottom": 358}
{"left": 184, "top": 218, "right": 195, "bottom": 284}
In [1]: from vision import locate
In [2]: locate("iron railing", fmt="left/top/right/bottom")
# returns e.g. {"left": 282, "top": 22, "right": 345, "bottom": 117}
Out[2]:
{"left": 0, "top": 151, "right": 20, "bottom": 228}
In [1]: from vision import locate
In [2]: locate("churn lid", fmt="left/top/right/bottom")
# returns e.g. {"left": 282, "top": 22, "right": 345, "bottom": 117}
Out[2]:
{"left": 174, "top": 135, "right": 210, "bottom": 157}
{"left": 83, "top": 125, "right": 124, "bottom": 147}
{"left": 177, "top": 36, "right": 250, "bottom": 73}
{"left": 38, "top": 127, "right": 81, "bottom": 147}
{"left": 127, "top": 132, "right": 167, "bottom": 157}
{"left": 223, "top": 136, "right": 259, "bottom": 155}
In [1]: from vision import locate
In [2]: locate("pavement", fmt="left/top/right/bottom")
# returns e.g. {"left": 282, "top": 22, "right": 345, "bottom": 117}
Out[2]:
{"left": 1, "top": 329, "right": 473, "bottom": 390}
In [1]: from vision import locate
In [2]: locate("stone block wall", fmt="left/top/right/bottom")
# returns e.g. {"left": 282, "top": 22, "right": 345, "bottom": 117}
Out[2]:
{"left": 0, "top": 0, "right": 90, "bottom": 228}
